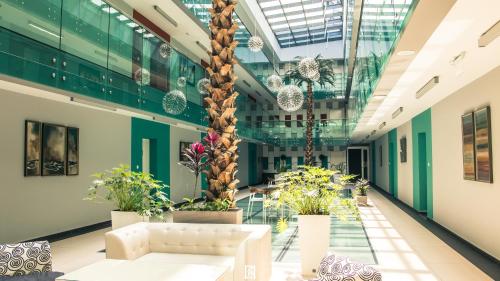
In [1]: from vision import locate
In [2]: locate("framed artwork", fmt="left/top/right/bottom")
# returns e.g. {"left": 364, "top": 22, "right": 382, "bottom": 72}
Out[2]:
{"left": 179, "top": 57, "right": 195, "bottom": 85}
{"left": 66, "top": 127, "right": 79, "bottom": 176}
{"left": 474, "top": 106, "right": 493, "bottom": 183}
{"left": 42, "top": 123, "right": 66, "bottom": 176}
{"left": 24, "top": 120, "right": 42, "bottom": 176}
{"left": 179, "top": 141, "right": 192, "bottom": 161}
{"left": 400, "top": 137, "right": 407, "bottom": 163}
{"left": 461, "top": 113, "right": 476, "bottom": 180}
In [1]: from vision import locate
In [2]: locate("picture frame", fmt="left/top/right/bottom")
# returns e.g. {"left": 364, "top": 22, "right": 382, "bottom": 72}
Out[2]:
{"left": 461, "top": 112, "right": 476, "bottom": 180}
{"left": 474, "top": 106, "right": 493, "bottom": 183}
{"left": 400, "top": 137, "right": 407, "bottom": 163}
{"left": 24, "top": 120, "right": 42, "bottom": 176}
{"left": 42, "top": 123, "right": 67, "bottom": 176}
{"left": 66, "top": 127, "right": 79, "bottom": 176}
{"left": 179, "top": 141, "right": 192, "bottom": 162}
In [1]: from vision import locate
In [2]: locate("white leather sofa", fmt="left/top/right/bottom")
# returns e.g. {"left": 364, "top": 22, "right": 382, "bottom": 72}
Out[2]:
{"left": 105, "top": 222, "right": 272, "bottom": 281}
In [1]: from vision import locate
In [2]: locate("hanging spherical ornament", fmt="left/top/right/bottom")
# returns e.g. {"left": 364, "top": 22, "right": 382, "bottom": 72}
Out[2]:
{"left": 311, "top": 71, "right": 320, "bottom": 82}
{"left": 197, "top": 78, "right": 210, "bottom": 95}
{"left": 177, "top": 76, "right": 187, "bottom": 87}
{"left": 134, "top": 68, "right": 150, "bottom": 85}
{"left": 162, "top": 90, "right": 187, "bottom": 115}
{"left": 277, "top": 85, "right": 304, "bottom": 112}
{"left": 159, "top": 43, "right": 171, "bottom": 58}
{"left": 298, "top": 57, "right": 319, "bottom": 79}
{"left": 266, "top": 74, "right": 283, "bottom": 92}
{"left": 248, "top": 36, "right": 264, "bottom": 52}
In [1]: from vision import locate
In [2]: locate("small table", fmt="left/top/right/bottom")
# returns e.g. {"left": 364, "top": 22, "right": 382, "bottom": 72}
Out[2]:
{"left": 57, "top": 259, "right": 229, "bottom": 281}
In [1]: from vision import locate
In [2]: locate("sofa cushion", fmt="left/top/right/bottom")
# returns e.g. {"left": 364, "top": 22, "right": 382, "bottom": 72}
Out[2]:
{"left": 0, "top": 242, "right": 52, "bottom": 276}
{"left": 0, "top": 272, "right": 63, "bottom": 281}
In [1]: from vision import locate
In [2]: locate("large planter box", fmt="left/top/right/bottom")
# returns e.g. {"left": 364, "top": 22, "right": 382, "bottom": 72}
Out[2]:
{"left": 172, "top": 208, "right": 243, "bottom": 224}
{"left": 298, "top": 215, "right": 330, "bottom": 277}
{"left": 111, "top": 211, "right": 149, "bottom": 230}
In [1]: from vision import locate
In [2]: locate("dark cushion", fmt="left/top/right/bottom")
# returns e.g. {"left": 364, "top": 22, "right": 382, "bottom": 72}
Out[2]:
{"left": 0, "top": 272, "right": 64, "bottom": 281}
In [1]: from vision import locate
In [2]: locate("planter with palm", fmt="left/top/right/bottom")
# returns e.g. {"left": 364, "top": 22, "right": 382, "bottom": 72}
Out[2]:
{"left": 204, "top": 0, "right": 240, "bottom": 208}
{"left": 284, "top": 55, "right": 336, "bottom": 165}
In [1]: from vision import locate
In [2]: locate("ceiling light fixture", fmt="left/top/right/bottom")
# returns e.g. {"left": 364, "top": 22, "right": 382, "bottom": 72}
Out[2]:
{"left": 449, "top": 51, "right": 466, "bottom": 65}
{"left": 378, "top": 122, "right": 386, "bottom": 129}
{"left": 392, "top": 107, "right": 404, "bottom": 119}
{"left": 397, "top": 50, "right": 415, "bottom": 56}
{"left": 195, "top": 41, "right": 208, "bottom": 53}
{"left": 371, "top": 130, "right": 377, "bottom": 136}
{"left": 416, "top": 76, "right": 439, "bottom": 99}
{"left": 154, "top": 5, "right": 178, "bottom": 27}
{"left": 478, "top": 20, "right": 500, "bottom": 47}
{"left": 243, "top": 80, "right": 251, "bottom": 87}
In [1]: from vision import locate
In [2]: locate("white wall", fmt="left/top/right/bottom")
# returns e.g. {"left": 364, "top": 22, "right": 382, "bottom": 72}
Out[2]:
{"left": 374, "top": 134, "right": 389, "bottom": 192}
{"left": 0, "top": 90, "right": 130, "bottom": 242}
{"left": 169, "top": 126, "right": 202, "bottom": 203}
{"left": 432, "top": 66, "right": 500, "bottom": 259}
{"left": 397, "top": 121, "right": 413, "bottom": 207}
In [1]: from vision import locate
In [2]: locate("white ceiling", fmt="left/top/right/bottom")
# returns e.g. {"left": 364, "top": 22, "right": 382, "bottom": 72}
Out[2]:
{"left": 351, "top": 0, "right": 500, "bottom": 142}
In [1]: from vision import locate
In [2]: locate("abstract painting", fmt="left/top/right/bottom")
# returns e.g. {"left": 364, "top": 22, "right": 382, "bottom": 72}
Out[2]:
{"left": 474, "top": 106, "right": 493, "bottom": 183}
{"left": 42, "top": 123, "right": 66, "bottom": 176}
{"left": 461, "top": 113, "right": 475, "bottom": 180}
{"left": 66, "top": 127, "right": 79, "bottom": 176}
{"left": 24, "top": 120, "right": 41, "bottom": 176}
{"left": 179, "top": 141, "right": 192, "bottom": 161}
{"left": 400, "top": 137, "right": 407, "bottom": 163}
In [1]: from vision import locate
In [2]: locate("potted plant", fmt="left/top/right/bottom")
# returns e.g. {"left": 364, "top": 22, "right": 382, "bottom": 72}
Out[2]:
{"left": 354, "top": 179, "right": 370, "bottom": 205}
{"left": 270, "top": 166, "right": 359, "bottom": 277}
{"left": 85, "top": 165, "right": 171, "bottom": 229}
{"left": 173, "top": 132, "right": 243, "bottom": 224}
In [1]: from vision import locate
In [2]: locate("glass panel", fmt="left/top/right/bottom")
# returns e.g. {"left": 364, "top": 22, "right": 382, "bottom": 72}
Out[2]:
{"left": 60, "top": 0, "right": 110, "bottom": 68}
{"left": 0, "top": 0, "right": 62, "bottom": 48}
{"left": 108, "top": 8, "right": 136, "bottom": 78}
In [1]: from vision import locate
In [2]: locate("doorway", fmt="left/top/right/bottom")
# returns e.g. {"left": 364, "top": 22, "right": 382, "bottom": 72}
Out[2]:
{"left": 417, "top": 132, "right": 428, "bottom": 214}
{"left": 347, "top": 147, "right": 369, "bottom": 180}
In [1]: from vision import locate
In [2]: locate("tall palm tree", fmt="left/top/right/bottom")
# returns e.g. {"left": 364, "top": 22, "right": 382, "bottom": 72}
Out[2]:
{"left": 284, "top": 55, "right": 336, "bottom": 166}
{"left": 204, "top": 0, "right": 240, "bottom": 207}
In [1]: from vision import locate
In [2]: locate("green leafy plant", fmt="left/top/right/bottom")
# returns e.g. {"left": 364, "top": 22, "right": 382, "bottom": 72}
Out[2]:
{"left": 338, "top": 174, "right": 357, "bottom": 186}
{"left": 269, "top": 166, "right": 359, "bottom": 232}
{"left": 179, "top": 197, "right": 231, "bottom": 211}
{"left": 85, "top": 165, "right": 171, "bottom": 218}
{"left": 354, "top": 179, "right": 370, "bottom": 196}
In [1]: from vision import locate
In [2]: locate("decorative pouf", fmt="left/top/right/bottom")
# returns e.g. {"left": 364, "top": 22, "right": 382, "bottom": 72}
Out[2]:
{"left": 311, "top": 254, "right": 382, "bottom": 281}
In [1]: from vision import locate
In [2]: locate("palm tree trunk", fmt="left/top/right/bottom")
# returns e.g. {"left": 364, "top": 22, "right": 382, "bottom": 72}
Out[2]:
{"left": 204, "top": 0, "right": 240, "bottom": 207}
{"left": 305, "top": 82, "right": 313, "bottom": 166}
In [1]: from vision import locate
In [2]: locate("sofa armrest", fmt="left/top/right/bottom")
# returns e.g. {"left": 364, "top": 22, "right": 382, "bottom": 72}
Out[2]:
{"left": 105, "top": 222, "right": 150, "bottom": 260}
{"left": 233, "top": 225, "right": 272, "bottom": 281}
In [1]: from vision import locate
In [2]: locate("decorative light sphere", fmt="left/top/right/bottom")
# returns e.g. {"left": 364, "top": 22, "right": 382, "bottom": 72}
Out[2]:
{"left": 277, "top": 85, "right": 304, "bottom": 112}
{"left": 248, "top": 36, "right": 264, "bottom": 52}
{"left": 162, "top": 90, "right": 187, "bottom": 115}
{"left": 197, "top": 78, "right": 210, "bottom": 95}
{"left": 177, "top": 76, "right": 187, "bottom": 87}
{"left": 159, "top": 43, "right": 171, "bottom": 58}
{"left": 266, "top": 74, "right": 283, "bottom": 92}
{"left": 298, "top": 57, "right": 319, "bottom": 79}
{"left": 134, "top": 68, "right": 150, "bottom": 85}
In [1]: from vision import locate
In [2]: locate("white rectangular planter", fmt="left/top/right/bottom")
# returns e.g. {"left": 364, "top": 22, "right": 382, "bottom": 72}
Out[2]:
{"left": 172, "top": 208, "right": 243, "bottom": 224}
{"left": 298, "top": 215, "right": 331, "bottom": 277}
{"left": 111, "top": 211, "right": 149, "bottom": 230}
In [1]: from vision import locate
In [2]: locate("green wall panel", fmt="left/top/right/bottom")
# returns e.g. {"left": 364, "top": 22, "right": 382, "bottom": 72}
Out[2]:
{"left": 131, "top": 117, "right": 170, "bottom": 198}
{"left": 388, "top": 129, "right": 398, "bottom": 198}
{"left": 411, "top": 109, "right": 433, "bottom": 218}
{"left": 200, "top": 132, "right": 208, "bottom": 192}
{"left": 297, "top": 156, "right": 304, "bottom": 166}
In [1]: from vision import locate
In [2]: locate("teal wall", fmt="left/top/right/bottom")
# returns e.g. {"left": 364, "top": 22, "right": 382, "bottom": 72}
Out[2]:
{"left": 371, "top": 141, "right": 376, "bottom": 183}
{"left": 200, "top": 132, "right": 208, "bottom": 193}
{"left": 131, "top": 117, "right": 170, "bottom": 198}
{"left": 388, "top": 129, "right": 398, "bottom": 198}
{"left": 411, "top": 109, "right": 433, "bottom": 218}
{"left": 248, "top": 142, "right": 258, "bottom": 185}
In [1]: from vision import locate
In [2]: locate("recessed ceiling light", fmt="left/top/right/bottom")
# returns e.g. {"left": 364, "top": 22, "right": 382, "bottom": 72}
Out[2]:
{"left": 397, "top": 50, "right": 415, "bottom": 56}
{"left": 392, "top": 107, "right": 404, "bottom": 119}
{"left": 449, "top": 51, "right": 466, "bottom": 65}
{"left": 478, "top": 20, "right": 500, "bottom": 47}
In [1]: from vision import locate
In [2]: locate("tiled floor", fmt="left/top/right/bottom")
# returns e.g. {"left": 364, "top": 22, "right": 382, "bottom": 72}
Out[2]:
{"left": 50, "top": 188, "right": 492, "bottom": 281}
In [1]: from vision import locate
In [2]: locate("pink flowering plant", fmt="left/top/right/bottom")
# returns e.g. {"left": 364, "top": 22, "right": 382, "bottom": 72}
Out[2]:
{"left": 179, "top": 142, "right": 208, "bottom": 198}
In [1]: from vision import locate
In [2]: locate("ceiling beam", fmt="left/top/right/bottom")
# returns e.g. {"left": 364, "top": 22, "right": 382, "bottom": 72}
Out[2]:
{"left": 344, "top": 0, "right": 364, "bottom": 110}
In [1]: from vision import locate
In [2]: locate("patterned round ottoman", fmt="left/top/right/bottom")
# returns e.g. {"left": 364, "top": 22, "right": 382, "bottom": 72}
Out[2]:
{"left": 310, "top": 254, "right": 382, "bottom": 281}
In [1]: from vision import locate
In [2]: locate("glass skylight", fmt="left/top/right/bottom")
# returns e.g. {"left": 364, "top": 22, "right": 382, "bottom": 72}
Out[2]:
{"left": 257, "top": 0, "right": 344, "bottom": 48}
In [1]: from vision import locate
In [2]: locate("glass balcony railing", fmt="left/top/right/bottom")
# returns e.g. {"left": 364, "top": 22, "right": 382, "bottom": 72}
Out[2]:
{"left": 348, "top": 0, "right": 417, "bottom": 128}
